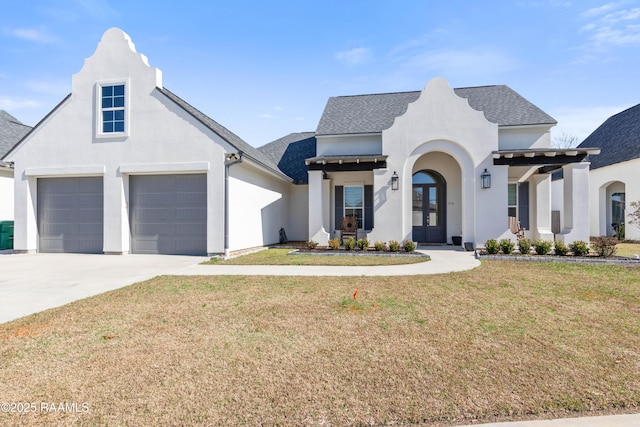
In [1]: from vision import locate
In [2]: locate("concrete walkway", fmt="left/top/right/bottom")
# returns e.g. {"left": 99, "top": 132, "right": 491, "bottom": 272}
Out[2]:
{"left": 459, "top": 413, "right": 640, "bottom": 427}
{"left": 178, "top": 245, "right": 481, "bottom": 276}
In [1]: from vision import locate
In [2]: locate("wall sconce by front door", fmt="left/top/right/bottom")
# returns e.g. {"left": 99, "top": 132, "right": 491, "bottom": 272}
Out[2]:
{"left": 391, "top": 171, "right": 399, "bottom": 190}
{"left": 481, "top": 168, "right": 491, "bottom": 189}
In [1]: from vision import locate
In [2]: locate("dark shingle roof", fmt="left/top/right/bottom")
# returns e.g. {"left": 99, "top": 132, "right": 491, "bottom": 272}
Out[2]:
{"left": 258, "top": 132, "right": 316, "bottom": 184}
{"left": 157, "top": 88, "right": 291, "bottom": 181}
{"left": 0, "top": 111, "right": 31, "bottom": 166}
{"left": 577, "top": 103, "right": 640, "bottom": 170}
{"left": 316, "top": 85, "right": 557, "bottom": 135}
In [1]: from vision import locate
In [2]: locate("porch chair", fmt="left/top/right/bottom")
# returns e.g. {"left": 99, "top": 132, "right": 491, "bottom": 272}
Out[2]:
{"left": 508, "top": 216, "right": 525, "bottom": 240}
{"left": 341, "top": 216, "right": 358, "bottom": 242}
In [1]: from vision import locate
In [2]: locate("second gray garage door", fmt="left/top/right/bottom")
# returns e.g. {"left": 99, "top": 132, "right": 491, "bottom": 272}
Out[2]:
{"left": 130, "top": 174, "right": 207, "bottom": 255}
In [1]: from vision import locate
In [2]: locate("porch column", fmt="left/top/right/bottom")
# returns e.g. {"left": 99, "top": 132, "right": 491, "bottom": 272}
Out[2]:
{"left": 532, "top": 174, "right": 553, "bottom": 241}
{"left": 557, "top": 162, "right": 590, "bottom": 243}
{"left": 308, "top": 170, "right": 329, "bottom": 245}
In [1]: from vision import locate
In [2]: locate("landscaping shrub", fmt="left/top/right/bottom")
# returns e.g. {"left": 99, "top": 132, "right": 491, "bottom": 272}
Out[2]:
{"left": 307, "top": 240, "right": 318, "bottom": 249}
{"left": 499, "top": 238, "right": 515, "bottom": 255}
{"left": 518, "top": 238, "right": 531, "bottom": 255}
{"left": 533, "top": 240, "right": 552, "bottom": 255}
{"left": 485, "top": 239, "right": 499, "bottom": 254}
{"left": 343, "top": 237, "right": 356, "bottom": 251}
{"left": 356, "top": 238, "right": 370, "bottom": 251}
{"left": 328, "top": 238, "right": 341, "bottom": 250}
{"left": 591, "top": 236, "right": 618, "bottom": 257}
{"left": 553, "top": 240, "right": 569, "bottom": 256}
{"left": 388, "top": 240, "right": 401, "bottom": 252}
{"left": 403, "top": 240, "right": 416, "bottom": 252}
{"left": 374, "top": 241, "right": 387, "bottom": 252}
{"left": 570, "top": 240, "right": 589, "bottom": 256}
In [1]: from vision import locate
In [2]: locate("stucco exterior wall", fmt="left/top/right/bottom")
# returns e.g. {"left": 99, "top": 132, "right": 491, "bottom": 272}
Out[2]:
{"left": 588, "top": 159, "right": 640, "bottom": 240}
{"left": 498, "top": 127, "right": 551, "bottom": 150}
{"left": 286, "top": 184, "right": 308, "bottom": 241}
{"left": 0, "top": 170, "right": 13, "bottom": 221}
{"left": 228, "top": 162, "right": 289, "bottom": 250}
{"left": 368, "top": 77, "right": 505, "bottom": 245}
{"left": 316, "top": 135, "right": 382, "bottom": 156}
{"left": 5, "top": 28, "right": 273, "bottom": 254}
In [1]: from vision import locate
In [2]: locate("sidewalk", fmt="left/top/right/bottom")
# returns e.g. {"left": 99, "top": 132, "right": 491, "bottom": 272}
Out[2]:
{"left": 459, "top": 413, "right": 640, "bottom": 427}
{"left": 175, "top": 246, "right": 481, "bottom": 276}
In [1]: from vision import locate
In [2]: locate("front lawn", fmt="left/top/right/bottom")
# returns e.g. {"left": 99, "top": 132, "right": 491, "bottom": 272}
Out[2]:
{"left": 617, "top": 242, "right": 640, "bottom": 257}
{"left": 204, "top": 247, "right": 429, "bottom": 265}
{"left": 1, "top": 262, "right": 639, "bottom": 426}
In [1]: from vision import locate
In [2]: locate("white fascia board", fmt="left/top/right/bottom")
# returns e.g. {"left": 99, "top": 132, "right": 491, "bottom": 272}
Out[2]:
{"left": 25, "top": 165, "right": 106, "bottom": 177}
{"left": 119, "top": 162, "right": 210, "bottom": 174}
{"left": 498, "top": 123, "right": 556, "bottom": 131}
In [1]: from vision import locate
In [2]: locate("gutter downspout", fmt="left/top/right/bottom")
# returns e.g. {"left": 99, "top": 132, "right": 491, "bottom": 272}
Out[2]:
{"left": 224, "top": 152, "right": 243, "bottom": 257}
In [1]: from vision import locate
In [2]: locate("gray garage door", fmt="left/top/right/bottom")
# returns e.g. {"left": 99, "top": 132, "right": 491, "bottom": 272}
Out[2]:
{"left": 38, "top": 177, "right": 104, "bottom": 253}
{"left": 130, "top": 174, "right": 207, "bottom": 255}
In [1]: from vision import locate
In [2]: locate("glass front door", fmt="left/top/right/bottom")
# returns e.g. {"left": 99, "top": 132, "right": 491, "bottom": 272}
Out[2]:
{"left": 412, "top": 171, "right": 446, "bottom": 243}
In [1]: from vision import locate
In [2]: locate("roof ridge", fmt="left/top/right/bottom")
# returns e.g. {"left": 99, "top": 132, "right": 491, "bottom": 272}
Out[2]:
{"left": 327, "top": 85, "right": 505, "bottom": 100}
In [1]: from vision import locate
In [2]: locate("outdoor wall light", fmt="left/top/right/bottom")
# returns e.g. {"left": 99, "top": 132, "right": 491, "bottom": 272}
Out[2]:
{"left": 391, "top": 171, "right": 399, "bottom": 190}
{"left": 481, "top": 168, "right": 491, "bottom": 189}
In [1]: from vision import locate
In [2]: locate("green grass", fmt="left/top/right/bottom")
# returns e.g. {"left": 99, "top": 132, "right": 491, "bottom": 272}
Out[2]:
{"left": 203, "top": 247, "right": 429, "bottom": 266}
{"left": 1, "top": 261, "right": 639, "bottom": 426}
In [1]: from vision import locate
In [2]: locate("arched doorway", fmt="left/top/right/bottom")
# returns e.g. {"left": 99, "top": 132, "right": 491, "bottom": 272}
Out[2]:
{"left": 412, "top": 170, "right": 446, "bottom": 243}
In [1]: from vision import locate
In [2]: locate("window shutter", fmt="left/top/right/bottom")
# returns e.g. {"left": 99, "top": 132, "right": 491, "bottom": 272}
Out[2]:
{"left": 364, "top": 185, "right": 374, "bottom": 230}
{"left": 335, "top": 186, "right": 344, "bottom": 231}
{"left": 518, "top": 182, "right": 530, "bottom": 230}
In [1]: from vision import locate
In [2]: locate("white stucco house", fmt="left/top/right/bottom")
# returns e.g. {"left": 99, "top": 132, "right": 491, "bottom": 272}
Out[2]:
{"left": 2, "top": 28, "right": 597, "bottom": 255}
{"left": 573, "top": 103, "right": 640, "bottom": 240}
{"left": 0, "top": 111, "right": 31, "bottom": 221}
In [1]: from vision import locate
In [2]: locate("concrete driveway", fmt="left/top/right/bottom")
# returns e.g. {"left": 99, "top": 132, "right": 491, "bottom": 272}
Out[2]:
{"left": 0, "top": 253, "right": 209, "bottom": 324}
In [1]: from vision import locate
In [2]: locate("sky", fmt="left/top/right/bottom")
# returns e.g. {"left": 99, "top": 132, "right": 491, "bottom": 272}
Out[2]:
{"left": 1, "top": 0, "right": 639, "bottom": 148}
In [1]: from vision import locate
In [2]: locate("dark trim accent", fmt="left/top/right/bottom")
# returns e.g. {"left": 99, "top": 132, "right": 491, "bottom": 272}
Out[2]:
{"left": 364, "top": 185, "right": 373, "bottom": 230}
{"left": 493, "top": 154, "right": 588, "bottom": 167}
{"left": 334, "top": 186, "right": 344, "bottom": 233}
{"left": 308, "top": 161, "right": 387, "bottom": 172}
{"left": 518, "top": 182, "right": 530, "bottom": 230}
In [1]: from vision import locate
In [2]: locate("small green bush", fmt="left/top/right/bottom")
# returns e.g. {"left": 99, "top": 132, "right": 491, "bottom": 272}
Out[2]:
{"left": 533, "top": 240, "right": 552, "bottom": 255}
{"left": 553, "top": 240, "right": 569, "bottom": 256}
{"left": 518, "top": 238, "right": 531, "bottom": 255}
{"left": 388, "top": 240, "right": 401, "bottom": 252}
{"left": 591, "top": 236, "right": 618, "bottom": 257}
{"left": 485, "top": 239, "right": 500, "bottom": 255}
{"left": 569, "top": 240, "right": 589, "bottom": 256}
{"left": 343, "top": 237, "right": 356, "bottom": 251}
{"left": 403, "top": 240, "right": 416, "bottom": 253}
{"left": 307, "top": 240, "right": 318, "bottom": 249}
{"left": 356, "top": 238, "right": 370, "bottom": 251}
{"left": 328, "top": 238, "right": 340, "bottom": 250}
{"left": 374, "top": 241, "right": 387, "bottom": 251}
{"left": 499, "top": 238, "right": 515, "bottom": 255}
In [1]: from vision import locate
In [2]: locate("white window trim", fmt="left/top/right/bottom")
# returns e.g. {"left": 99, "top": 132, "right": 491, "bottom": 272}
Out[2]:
{"left": 96, "top": 79, "right": 130, "bottom": 138}
{"left": 344, "top": 184, "right": 364, "bottom": 230}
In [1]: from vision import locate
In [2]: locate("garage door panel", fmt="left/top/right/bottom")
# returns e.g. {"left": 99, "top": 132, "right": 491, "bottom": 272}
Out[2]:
{"left": 130, "top": 174, "right": 206, "bottom": 255}
{"left": 38, "top": 177, "right": 104, "bottom": 254}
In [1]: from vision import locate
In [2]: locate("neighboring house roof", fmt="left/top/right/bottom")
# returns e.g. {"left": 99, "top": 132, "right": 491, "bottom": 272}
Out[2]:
{"left": 157, "top": 88, "right": 291, "bottom": 181}
{"left": 258, "top": 132, "right": 316, "bottom": 184}
{"left": 0, "top": 110, "right": 32, "bottom": 167}
{"left": 577, "top": 103, "right": 640, "bottom": 170}
{"left": 316, "top": 85, "right": 557, "bottom": 136}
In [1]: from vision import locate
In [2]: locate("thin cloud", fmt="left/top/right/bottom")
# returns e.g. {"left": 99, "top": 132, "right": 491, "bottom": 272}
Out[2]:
{"left": 26, "top": 80, "right": 70, "bottom": 96}
{"left": 551, "top": 104, "right": 634, "bottom": 142}
{"left": 335, "top": 47, "right": 373, "bottom": 66}
{"left": 5, "top": 27, "right": 58, "bottom": 44}
{"left": 74, "top": 0, "right": 118, "bottom": 18}
{"left": 258, "top": 113, "right": 276, "bottom": 120}
{"left": 0, "top": 96, "right": 40, "bottom": 110}
{"left": 578, "top": 3, "right": 640, "bottom": 60}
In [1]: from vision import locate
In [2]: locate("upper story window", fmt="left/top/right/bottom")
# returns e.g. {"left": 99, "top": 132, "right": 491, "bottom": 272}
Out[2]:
{"left": 100, "top": 83, "right": 126, "bottom": 134}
